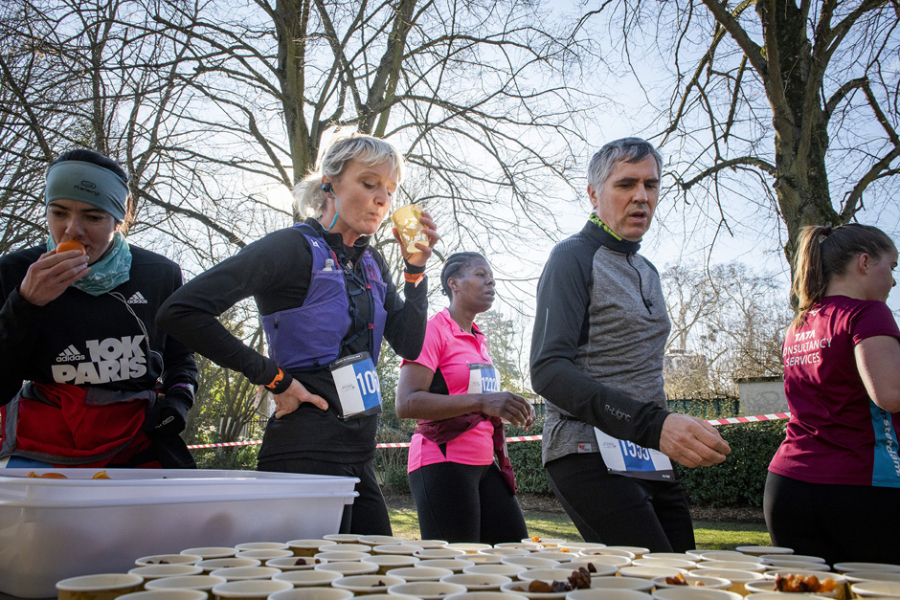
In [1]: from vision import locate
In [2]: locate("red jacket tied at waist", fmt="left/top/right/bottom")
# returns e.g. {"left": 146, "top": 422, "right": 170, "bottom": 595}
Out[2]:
{"left": 415, "top": 413, "right": 518, "bottom": 494}
{"left": 1, "top": 382, "right": 154, "bottom": 467}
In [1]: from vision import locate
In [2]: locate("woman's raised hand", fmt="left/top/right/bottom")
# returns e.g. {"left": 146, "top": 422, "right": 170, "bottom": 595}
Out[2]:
{"left": 394, "top": 211, "right": 440, "bottom": 268}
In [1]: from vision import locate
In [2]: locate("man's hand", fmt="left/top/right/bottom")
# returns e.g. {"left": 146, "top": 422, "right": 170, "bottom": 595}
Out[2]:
{"left": 659, "top": 413, "right": 731, "bottom": 468}
{"left": 19, "top": 250, "right": 89, "bottom": 306}
{"left": 273, "top": 378, "right": 328, "bottom": 418}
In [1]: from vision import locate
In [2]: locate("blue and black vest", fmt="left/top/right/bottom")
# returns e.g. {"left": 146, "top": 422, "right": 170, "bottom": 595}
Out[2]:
{"left": 261, "top": 224, "right": 388, "bottom": 371}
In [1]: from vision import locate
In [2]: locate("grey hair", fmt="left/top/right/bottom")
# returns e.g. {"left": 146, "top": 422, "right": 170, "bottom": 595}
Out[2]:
{"left": 587, "top": 137, "right": 663, "bottom": 189}
{"left": 293, "top": 131, "right": 406, "bottom": 218}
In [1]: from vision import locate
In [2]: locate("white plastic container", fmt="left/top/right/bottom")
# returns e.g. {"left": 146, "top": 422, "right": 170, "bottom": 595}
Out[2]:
{"left": 0, "top": 468, "right": 358, "bottom": 598}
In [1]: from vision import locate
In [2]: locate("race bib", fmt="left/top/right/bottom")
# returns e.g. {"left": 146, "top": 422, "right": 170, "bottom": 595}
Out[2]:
{"left": 467, "top": 363, "right": 499, "bottom": 394}
{"left": 594, "top": 428, "right": 674, "bottom": 481}
{"left": 330, "top": 352, "right": 383, "bottom": 419}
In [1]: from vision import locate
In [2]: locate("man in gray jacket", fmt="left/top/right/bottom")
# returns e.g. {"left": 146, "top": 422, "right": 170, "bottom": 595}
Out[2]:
{"left": 530, "top": 137, "right": 730, "bottom": 551}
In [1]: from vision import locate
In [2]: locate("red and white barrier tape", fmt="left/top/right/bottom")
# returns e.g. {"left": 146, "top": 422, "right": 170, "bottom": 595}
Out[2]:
{"left": 186, "top": 412, "right": 790, "bottom": 450}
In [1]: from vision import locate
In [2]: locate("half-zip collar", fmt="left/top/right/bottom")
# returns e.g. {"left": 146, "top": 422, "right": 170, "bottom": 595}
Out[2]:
{"left": 584, "top": 218, "right": 653, "bottom": 315}
{"left": 585, "top": 217, "right": 641, "bottom": 255}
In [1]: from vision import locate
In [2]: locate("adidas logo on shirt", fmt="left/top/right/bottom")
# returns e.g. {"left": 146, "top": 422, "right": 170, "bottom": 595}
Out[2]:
{"left": 127, "top": 291, "right": 148, "bottom": 305}
{"left": 56, "top": 344, "right": 86, "bottom": 363}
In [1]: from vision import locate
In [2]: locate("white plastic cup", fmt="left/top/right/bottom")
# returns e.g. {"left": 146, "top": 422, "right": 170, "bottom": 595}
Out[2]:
{"left": 391, "top": 205, "right": 428, "bottom": 253}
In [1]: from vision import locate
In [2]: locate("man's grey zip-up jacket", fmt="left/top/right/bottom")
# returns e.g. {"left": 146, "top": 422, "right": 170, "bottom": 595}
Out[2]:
{"left": 530, "top": 220, "right": 671, "bottom": 465}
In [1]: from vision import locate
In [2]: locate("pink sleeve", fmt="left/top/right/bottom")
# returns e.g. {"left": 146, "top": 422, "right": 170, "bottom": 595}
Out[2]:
{"left": 400, "top": 316, "right": 444, "bottom": 372}
{"left": 851, "top": 301, "right": 900, "bottom": 345}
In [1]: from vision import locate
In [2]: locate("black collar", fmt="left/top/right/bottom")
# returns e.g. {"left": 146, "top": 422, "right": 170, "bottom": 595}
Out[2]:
{"left": 582, "top": 219, "right": 641, "bottom": 254}
{"left": 305, "top": 217, "right": 369, "bottom": 261}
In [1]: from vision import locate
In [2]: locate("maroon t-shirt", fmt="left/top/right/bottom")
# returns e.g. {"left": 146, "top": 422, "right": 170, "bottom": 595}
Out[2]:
{"left": 770, "top": 295, "right": 900, "bottom": 487}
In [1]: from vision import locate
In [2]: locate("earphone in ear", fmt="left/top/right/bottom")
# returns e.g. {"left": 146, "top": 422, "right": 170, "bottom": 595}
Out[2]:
{"left": 321, "top": 182, "right": 332, "bottom": 193}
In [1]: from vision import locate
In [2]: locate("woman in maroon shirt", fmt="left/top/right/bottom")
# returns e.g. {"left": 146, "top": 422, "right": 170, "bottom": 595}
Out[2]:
{"left": 765, "top": 223, "right": 900, "bottom": 564}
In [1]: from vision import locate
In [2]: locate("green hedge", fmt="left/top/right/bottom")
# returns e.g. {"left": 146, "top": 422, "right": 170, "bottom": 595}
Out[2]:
{"left": 494, "top": 419, "right": 786, "bottom": 508}
{"left": 675, "top": 420, "right": 786, "bottom": 507}
{"left": 192, "top": 415, "right": 787, "bottom": 509}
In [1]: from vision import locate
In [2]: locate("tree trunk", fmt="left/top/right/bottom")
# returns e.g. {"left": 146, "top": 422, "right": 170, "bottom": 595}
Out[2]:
{"left": 275, "top": 0, "right": 312, "bottom": 190}
{"left": 758, "top": 1, "right": 841, "bottom": 270}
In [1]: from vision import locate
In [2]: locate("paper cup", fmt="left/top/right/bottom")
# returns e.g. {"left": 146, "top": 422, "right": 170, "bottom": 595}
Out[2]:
{"left": 268, "top": 589, "right": 353, "bottom": 600}
{"left": 690, "top": 551, "right": 755, "bottom": 562}
{"left": 314, "top": 561, "right": 378, "bottom": 576}
{"left": 57, "top": 574, "right": 144, "bottom": 600}
{"left": 571, "top": 555, "right": 632, "bottom": 569}
{"left": 391, "top": 205, "right": 428, "bottom": 253}
{"left": 446, "top": 593, "right": 526, "bottom": 600}
{"left": 195, "top": 559, "right": 261, "bottom": 574}
{"left": 837, "top": 565, "right": 900, "bottom": 575}
{"left": 609, "top": 547, "right": 650, "bottom": 560}
{"left": 207, "top": 567, "right": 281, "bottom": 582}
{"left": 235, "top": 542, "right": 288, "bottom": 551}
{"left": 414, "top": 548, "right": 467, "bottom": 560}
{"left": 736, "top": 546, "right": 793, "bottom": 557}
{"left": 265, "top": 557, "right": 318, "bottom": 571}
{"left": 182, "top": 548, "right": 237, "bottom": 560}
{"left": 500, "top": 580, "right": 569, "bottom": 598}
{"left": 619, "top": 566, "right": 690, "bottom": 581}
{"left": 407, "top": 540, "right": 449, "bottom": 549}
{"left": 323, "top": 534, "right": 361, "bottom": 543}
{"left": 416, "top": 559, "right": 474, "bottom": 573}
{"left": 580, "top": 548, "right": 637, "bottom": 560}
{"left": 367, "top": 555, "right": 421, "bottom": 575}
{"left": 286, "top": 539, "right": 338, "bottom": 557}
{"left": 588, "top": 577, "right": 654, "bottom": 592}
{"left": 145, "top": 575, "right": 226, "bottom": 597}
{"left": 129, "top": 565, "right": 204, "bottom": 585}
{"left": 467, "top": 555, "right": 505, "bottom": 565}
{"left": 652, "top": 588, "right": 743, "bottom": 600}
{"left": 501, "top": 556, "right": 561, "bottom": 570}
{"left": 387, "top": 581, "right": 468, "bottom": 599}
{"left": 522, "top": 538, "right": 569, "bottom": 549}
{"left": 374, "top": 544, "right": 425, "bottom": 556}
{"left": 696, "top": 569, "right": 765, "bottom": 596}
{"left": 118, "top": 591, "right": 207, "bottom": 600}
{"left": 533, "top": 552, "right": 578, "bottom": 564}
{"left": 851, "top": 581, "right": 900, "bottom": 598}
{"left": 314, "top": 550, "right": 371, "bottom": 563}
{"left": 234, "top": 550, "right": 292, "bottom": 560}
{"left": 332, "top": 574, "right": 405, "bottom": 595}
{"left": 645, "top": 553, "right": 701, "bottom": 563}
{"left": 517, "top": 568, "right": 586, "bottom": 583}
{"left": 386, "top": 566, "right": 454, "bottom": 582}
{"left": 210, "top": 579, "right": 291, "bottom": 600}
{"left": 272, "top": 569, "right": 343, "bottom": 588}
{"left": 568, "top": 591, "right": 652, "bottom": 600}
{"left": 745, "top": 579, "right": 838, "bottom": 597}
{"left": 446, "top": 544, "right": 493, "bottom": 554}
{"left": 137, "top": 555, "right": 203, "bottom": 567}
{"left": 462, "top": 564, "right": 525, "bottom": 578}
{"left": 440, "top": 573, "right": 512, "bottom": 591}
{"left": 652, "top": 575, "right": 732, "bottom": 590}
{"left": 358, "top": 535, "right": 404, "bottom": 547}
{"left": 698, "top": 561, "right": 766, "bottom": 573}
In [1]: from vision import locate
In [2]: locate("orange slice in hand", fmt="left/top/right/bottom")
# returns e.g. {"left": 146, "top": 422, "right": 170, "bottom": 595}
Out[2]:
{"left": 55, "top": 240, "right": 85, "bottom": 255}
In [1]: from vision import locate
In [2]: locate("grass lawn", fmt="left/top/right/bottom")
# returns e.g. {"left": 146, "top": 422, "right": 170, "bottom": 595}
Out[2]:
{"left": 387, "top": 506, "right": 770, "bottom": 550}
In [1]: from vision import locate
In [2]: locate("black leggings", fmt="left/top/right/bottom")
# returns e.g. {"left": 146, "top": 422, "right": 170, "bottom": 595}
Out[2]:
{"left": 409, "top": 461, "right": 529, "bottom": 545}
{"left": 764, "top": 472, "right": 900, "bottom": 565}
{"left": 545, "top": 453, "right": 695, "bottom": 552}
{"left": 258, "top": 457, "right": 392, "bottom": 535}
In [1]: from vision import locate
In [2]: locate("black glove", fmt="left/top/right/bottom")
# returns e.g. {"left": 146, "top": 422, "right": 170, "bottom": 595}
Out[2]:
{"left": 143, "top": 393, "right": 189, "bottom": 435}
